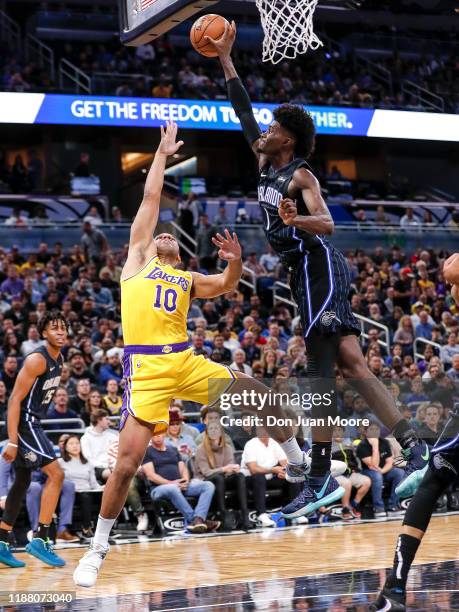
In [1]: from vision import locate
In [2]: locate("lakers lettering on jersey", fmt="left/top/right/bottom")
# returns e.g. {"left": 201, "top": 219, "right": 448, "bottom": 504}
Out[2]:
{"left": 120, "top": 256, "right": 235, "bottom": 431}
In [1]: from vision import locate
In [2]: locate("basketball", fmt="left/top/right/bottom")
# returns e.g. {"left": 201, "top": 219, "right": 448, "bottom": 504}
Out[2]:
{"left": 190, "top": 14, "right": 229, "bottom": 58}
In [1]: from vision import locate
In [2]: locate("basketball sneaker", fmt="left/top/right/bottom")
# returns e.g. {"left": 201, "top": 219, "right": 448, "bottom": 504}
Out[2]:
{"left": 285, "top": 451, "right": 311, "bottom": 483}
{"left": 395, "top": 440, "right": 430, "bottom": 499}
{"left": 0, "top": 541, "right": 25, "bottom": 567}
{"left": 25, "top": 538, "right": 65, "bottom": 567}
{"left": 281, "top": 472, "right": 345, "bottom": 518}
{"left": 73, "top": 540, "right": 110, "bottom": 587}
{"left": 370, "top": 586, "right": 406, "bottom": 611}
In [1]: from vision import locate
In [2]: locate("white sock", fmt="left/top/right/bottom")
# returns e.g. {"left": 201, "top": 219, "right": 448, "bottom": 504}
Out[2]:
{"left": 93, "top": 515, "right": 116, "bottom": 548}
{"left": 279, "top": 436, "right": 304, "bottom": 464}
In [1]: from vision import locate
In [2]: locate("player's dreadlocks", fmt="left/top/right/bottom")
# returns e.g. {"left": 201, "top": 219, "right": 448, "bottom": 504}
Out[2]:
{"left": 273, "top": 104, "right": 316, "bottom": 159}
{"left": 37, "top": 310, "right": 69, "bottom": 337}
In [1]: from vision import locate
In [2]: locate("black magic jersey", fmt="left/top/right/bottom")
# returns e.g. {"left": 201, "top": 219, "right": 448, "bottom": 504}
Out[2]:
{"left": 258, "top": 158, "right": 359, "bottom": 338}
{"left": 20, "top": 346, "right": 63, "bottom": 423}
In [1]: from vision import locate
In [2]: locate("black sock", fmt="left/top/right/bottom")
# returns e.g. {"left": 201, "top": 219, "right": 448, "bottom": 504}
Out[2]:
{"left": 0, "top": 527, "right": 11, "bottom": 543}
{"left": 386, "top": 534, "right": 421, "bottom": 591}
{"left": 393, "top": 419, "right": 419, "bottom": 449}
{"left": 35, "top": 523, "right": 50, "bottom": 541}
{"left": 310, "top": 442, "right": 332, "bottom": 477}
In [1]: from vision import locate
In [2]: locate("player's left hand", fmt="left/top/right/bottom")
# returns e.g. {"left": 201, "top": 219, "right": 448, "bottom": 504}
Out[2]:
{"left": 158, "top": 121, "right": 184, "bottom": 157}
{"left": 212, "top": 229, "right": 241, "bottom": 261}
{"left": 279, "top": 198, "right": 298, "bottom": 226}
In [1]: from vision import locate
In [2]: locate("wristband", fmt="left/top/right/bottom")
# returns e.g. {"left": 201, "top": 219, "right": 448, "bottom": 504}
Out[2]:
{"left": 6, "top": 442, "right": 18, "bottom": 448}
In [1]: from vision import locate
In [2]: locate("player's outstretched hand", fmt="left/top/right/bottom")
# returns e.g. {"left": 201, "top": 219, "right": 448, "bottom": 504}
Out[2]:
{"left": 2, "top": 443, "right": 17, "bottom": 463}
{"left": 451, "top": 284, "right": 459, "bottom": 305}
{"left": 212, "top": 229, "right": 241, "bottom": 261}
{"left": 279, "top": 198, "right": 298, "bottom": 226}
{"left": 158, "top": 121, "right": 184, "bottom": 156}
{"left": 204, "top": 20, "right": 237, "bottom": 58}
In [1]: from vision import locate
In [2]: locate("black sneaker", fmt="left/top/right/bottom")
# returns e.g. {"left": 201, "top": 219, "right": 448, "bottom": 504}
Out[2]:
{"left": 370, "top": 586, "right": 406, "bottom": 611}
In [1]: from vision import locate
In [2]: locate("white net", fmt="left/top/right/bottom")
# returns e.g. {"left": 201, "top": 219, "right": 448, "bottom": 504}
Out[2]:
{"left": 255, "top": 0, "right": 323, "bottom": 65}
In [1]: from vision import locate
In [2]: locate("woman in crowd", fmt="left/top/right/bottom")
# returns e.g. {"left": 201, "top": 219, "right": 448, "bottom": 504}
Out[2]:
{"left": 81, "top": 389, "right": 106, "bottom": 426}
{"left": 59, "top": 435, "right": 102, "bottom": 539}
{"left": 393, "top": 315, "right": 415, "bottom": 356}
{"left": 260, "top": 348, "right": 279, "bottom": 378}
{"left": 195, "top": 421, "right": 250, "bottom": 531}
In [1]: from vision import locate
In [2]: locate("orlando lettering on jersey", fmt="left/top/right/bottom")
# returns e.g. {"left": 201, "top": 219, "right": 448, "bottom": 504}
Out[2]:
{"left": 145, "top": 266, "right": 189, "bottom": 291}
{"left": 258, "top": 184, "right": 282, "bottom": 209}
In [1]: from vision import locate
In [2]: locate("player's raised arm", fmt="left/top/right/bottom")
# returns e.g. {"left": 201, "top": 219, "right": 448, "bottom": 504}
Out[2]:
{"left": 206, "top": 22, "right": 263, "bottom": 158}
{"left": 128, "top": 122, "right": 184, "bottom": 261}
{"left": 1, "top": 353, "right": 47, "bottom": 463}
{"left": 278, "top": 168, "right": 334, "bottom": 235}
{"left": 191, "top": 229, "right": 242, "bottom": 299}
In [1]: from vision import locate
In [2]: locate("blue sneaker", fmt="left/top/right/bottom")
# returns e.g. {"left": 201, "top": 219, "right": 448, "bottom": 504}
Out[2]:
{"left": 25, "top": 538, "right": 65, "bottom": 567}
{"left": 395, "top": 440, "right": 430, "bottom": 499}
{"left": 285, "top": 451, "right": 311, "bottom": 483}
{"left": 0, "top": 541, "right": 26, "bottom": 567}
{"left": 281, "top": 472, "right": 345, "bottom": 518}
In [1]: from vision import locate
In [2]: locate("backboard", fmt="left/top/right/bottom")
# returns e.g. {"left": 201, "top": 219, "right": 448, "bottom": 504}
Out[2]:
{"left": 119, "top": 0, "right": 220, "bottom": 46}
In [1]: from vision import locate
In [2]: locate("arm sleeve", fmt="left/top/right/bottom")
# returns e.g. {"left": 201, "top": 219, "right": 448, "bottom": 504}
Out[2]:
{"left": 227, "top": 78, "right": 262, "bottom": 147}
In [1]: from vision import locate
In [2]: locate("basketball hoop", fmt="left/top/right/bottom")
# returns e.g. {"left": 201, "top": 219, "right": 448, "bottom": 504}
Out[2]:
{"left": 255, "top": 0, "right": 323, "bottom": 65}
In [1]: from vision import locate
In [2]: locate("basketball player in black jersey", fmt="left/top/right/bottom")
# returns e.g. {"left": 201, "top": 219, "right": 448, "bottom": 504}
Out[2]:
{"left": 208, "top": 23, "right": 429, "bottom": 517}
{"left": 371, "top": 254, "right": 459, "bottom": 611}
{"left": 0, "top": 311, "right": 67, "bottom": 568}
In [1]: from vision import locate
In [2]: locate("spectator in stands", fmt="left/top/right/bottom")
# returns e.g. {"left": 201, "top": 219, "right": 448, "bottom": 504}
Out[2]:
{"left": 10, "top": 156, "right": 28, "bottom": 193}
{"left": 103, "top": 379, "right": 123, "bottom": 415}
{"left": 447, "top": 354, "right": 459, "bottom": 384}
{"left": 417, "top": 404, "right": 442, "bottom": 444}
{"left": 415, "top": 310, "right": 434, "bottom": 340}
{"left": 404, "top": 377, "right": 429, "bottom": 406}
{"left": 0, "top": 380, "right": 7, "bottom": 423}
{"left": 68, "top": 349, "right": 96, "bottom": 387}
{"left": 166, "top": 410, "right": 197, "bottom": 461}
{"left": 152, "top": 74, "right": 173, "bottom": 98}
{"left": 259, "top": 245, "right": 280, "bottom": 274}
{"left": 210, "top": 334, "right": 232, "bottom": 364}
{"left": 400, "top": 207, "right": 420, "bottom": 228}
{"left": 80, "top": 409, "right": 118, "bottom": 484}
{"left": 0, "top": 355, "right": 18, "bottom": 396}
{"left": 169, "top": 402, "right": 199, "bottom": 441}
{"left": 195, "top": 420, "right": 250, "bottom": 531}
{"left": 142, "top": 432, "right": 219, "bottom": 533}
{"left": 91, "top": 280, "right": 114, "bottom": 311}
{"left": 80, "top": 221, "right": 108, "bottom": 264}
{"left": 19, "top": 325, "right": 42, "bottom": 357}
{"left": 440, "top": 332, "right": 459, "bottom": 369}
{"left": 0, "top": 265, "right": 24, "bottom": 297}
{"left": 356, "top": 422, "right": 404, "bottom": 518}
{"left": 59, "top": 435, "right": 102, "bottom": 539}
{"left": 241, "top": 430, "right": 300, "bottom": 528}
{"left": 393, "top": 315, "right": 415, "bottom": 356}
{"left": 240, "top": 331, "right": 261, "bottom": 365}
{"left": 230, "top": 348, "right": 253, "bottom": 376}
{"left": 332, "top": 426, "right": 371, "bottom": 520}
{"left": 83, "top": 206, "right": 103, "bottom": 227}
{"left": 98, "top": 348, "right": 123, "bottom": 385}
{"left": 46, "top": 387, "right": 80, "bottom": 430}
{"left": 74, "top": 153, "right": 91, "bottom": 177}
{"left": 4, "top": 209, "right": 28, "bottom": 227}
{"left": 68, "top": 378, "right": 91, "bottom": 415}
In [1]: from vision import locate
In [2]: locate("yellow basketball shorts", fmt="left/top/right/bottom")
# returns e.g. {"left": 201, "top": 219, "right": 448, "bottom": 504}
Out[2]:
{"left": 120, "top": 342, "right": 236, "bottom": 431}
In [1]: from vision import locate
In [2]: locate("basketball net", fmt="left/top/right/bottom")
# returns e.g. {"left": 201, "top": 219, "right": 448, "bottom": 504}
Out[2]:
{"left": 255, "top": 0, "right": 323, "bottom": 64}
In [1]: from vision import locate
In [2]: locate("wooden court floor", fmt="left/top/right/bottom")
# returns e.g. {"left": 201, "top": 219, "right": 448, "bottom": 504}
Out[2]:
{"left": 2, "top": 515, "right": 459, "bottom": 608}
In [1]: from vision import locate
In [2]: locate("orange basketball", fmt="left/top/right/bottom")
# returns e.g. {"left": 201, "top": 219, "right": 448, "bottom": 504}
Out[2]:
{"left": 190, "top": 14, "right": 229, "bottom": 58}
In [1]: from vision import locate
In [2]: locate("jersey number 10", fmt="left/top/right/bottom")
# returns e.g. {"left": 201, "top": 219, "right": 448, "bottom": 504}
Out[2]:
{"left": 153, "top": 285, "right": 178, "bottom": 313}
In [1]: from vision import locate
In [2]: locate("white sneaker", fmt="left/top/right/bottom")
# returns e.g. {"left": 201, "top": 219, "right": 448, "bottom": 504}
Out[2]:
{"left": 136, "top": 512, "right": 149, "bottom": 532}
{"left": 73, "top": 539, "right": 109, "bottom": 588}
{"left": 292, "top": 515, "right": 309, "bottom": 525}
{"left": 257, "top": 513, "right": 276, "bottom": 528}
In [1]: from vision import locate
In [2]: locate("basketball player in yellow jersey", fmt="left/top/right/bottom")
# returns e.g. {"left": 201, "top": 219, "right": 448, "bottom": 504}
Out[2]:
{"left": 74, "top": 122, "right": 306, "bottom": 587}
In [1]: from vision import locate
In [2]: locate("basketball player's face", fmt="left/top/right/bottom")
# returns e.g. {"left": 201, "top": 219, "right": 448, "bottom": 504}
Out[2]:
{"left": 257, "top": 121, "right": 291, "bottom": 156}
{"left": 43, "top": 319, "right": 68, "bottom": 348}
{"left": 155, "top": 233, "right": 180, "bottom": 260}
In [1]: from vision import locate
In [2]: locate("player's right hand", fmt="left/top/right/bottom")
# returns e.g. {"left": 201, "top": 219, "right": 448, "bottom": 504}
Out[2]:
{"left": 157, "top": 121, "right": 184, "bottom": 157}
{"left": 204, "top": 20, "right": 237, "bottom": 58}
{"left": 2, "top": 443, "right": 18, "bottom": 463}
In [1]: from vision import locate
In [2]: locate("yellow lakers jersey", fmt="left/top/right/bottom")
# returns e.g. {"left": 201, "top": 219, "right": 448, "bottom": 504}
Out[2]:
{"left": 121, "top": 256, "right": 192, "bottom": 345}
